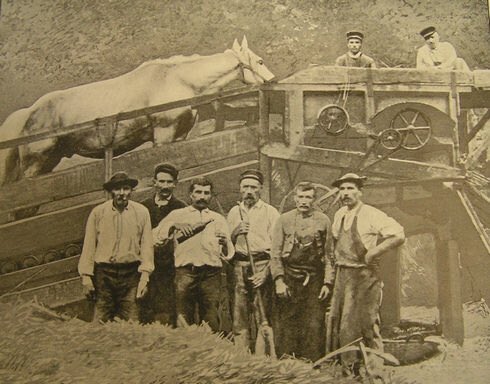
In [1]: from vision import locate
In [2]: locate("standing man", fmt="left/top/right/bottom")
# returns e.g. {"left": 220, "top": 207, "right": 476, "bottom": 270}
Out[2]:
{"left": 139, "top": 163, "right": 186, "bottom": 325}
{"left": 227, "top": 169, "right": 280, "bottom": 353}
{"left": 416, "top": 26, "right": 470, "bottom": 71}
{"left": 153, "top": 177, "right": 234, "bottom": 331}
{"left": 335, "top": 31, "right": 376, "bottom": 68}
{"left": 270, "top": 181, "right": 333, "bottom": 362}
{"left": 326, "top": 173, "right": 405, "bottom": 376}
{"left": 78, "top": 171, "right": 154, "bottom": 322}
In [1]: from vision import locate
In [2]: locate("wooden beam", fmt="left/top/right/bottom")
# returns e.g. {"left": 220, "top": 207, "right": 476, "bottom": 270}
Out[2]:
{"left": 465, "top": 131, "right": 490, "bottom": 170}
{"left": 0, "top": 127, "right": 258, "bottom": 215}
{"left": 261, "top": 144, "right": 464, "bottom": 180}
{"left": 0, "top": 255, "right": 79, "bottom": 294}
{"left": 456, "top": 189, "right": 490, "bottom": 254}
{"left": 276, "top": 66, "right": 474, "bottom": 86}
{"left": 467, "top": 109, "right": 490, "bottom": 142}
{"left": 0, "top": 277, "right": 84, "bottom": 308}
{"left": 437, "top": 239, "right": 465, "bottom": 345}
{"left": 460, "top": 90, "right": 490, "bottom": 109}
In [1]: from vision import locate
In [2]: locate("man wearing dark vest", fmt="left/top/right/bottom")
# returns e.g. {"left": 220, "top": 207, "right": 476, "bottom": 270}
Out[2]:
{"left": 270, "top": 181, "right": 333, "bottom": 361}
{"left": 325, "top": 173, "right": 405, "bottom": 377}
{"left": 335, "top": 31, "right": 376, "bottom": 68}
{"left": 139, "top": 163, "right": 186, "bottom": 325}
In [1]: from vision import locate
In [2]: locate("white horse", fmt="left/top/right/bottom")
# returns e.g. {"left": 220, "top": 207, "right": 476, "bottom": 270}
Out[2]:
{"left": 0, "top": 36, "right": 274, "bottom": 186}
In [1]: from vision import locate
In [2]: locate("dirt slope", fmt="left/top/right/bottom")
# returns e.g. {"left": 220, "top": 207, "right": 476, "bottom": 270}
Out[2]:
{"left": 0, "top": 0, "right": 488, "bottom": 123}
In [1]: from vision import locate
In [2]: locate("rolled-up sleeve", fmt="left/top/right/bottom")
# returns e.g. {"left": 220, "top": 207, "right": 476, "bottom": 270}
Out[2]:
{"left": 270, "top": 217, "right": 285, "bottom": 280}
{"left": 138, "top": 210, "right": 155, "bottom": 274}
{"left": 153, "top": 211, "right": 176, "bottom": 245}
{"left": 78, "top": 209, "right": 97, "bottom": 276}
{"left": 372, "top": 210, "right": 405, "bottom": 239}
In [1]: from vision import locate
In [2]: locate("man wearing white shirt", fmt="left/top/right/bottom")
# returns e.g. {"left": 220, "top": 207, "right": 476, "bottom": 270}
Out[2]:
{"left": 325, "top": 173, "right": 405, "bottom": 377}
{"left": 153, "top": 177, "right": 234, "bottom": 331}
{"left": 227, "top": 169, "right": 279, "bottom": 352}
{"left": 78, "top": 172, "right": 154, "bottom": 323}
{"left": 416, "top": 26, "right": 470, "bottom": 71}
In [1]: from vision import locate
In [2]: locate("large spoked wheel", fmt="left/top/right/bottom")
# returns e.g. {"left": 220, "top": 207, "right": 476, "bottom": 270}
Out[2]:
{"left": 278, "top": 182, "right": 340, "bottom": 214}
{"left": 390, "top": 108, "right": 431, "bottom": 150}
{"left": 316, "top": 105, "right": 349, "bottom": 136}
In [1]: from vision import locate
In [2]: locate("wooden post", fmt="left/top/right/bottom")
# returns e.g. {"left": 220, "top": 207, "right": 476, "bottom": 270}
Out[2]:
{"left": 285, "top": 90, "right": 303, "bottom": 147}
{"left": 457, "top": 110, "right": 469, "bottom": 157}
{"left": 365, "top": 67, "right": 376, "bottom": 121}
{"left": 380, "top": 246, "right": 401, "bottom": 333}
{"left": 258, "top": 89, "right": 269, "bottom": 147}
{"left": 437, "top": 238, "right": 464, "bottom": 345}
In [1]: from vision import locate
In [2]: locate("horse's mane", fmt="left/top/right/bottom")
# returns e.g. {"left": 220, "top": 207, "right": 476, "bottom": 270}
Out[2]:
{"left": 135, "top": 53, "right": 220, "bottom": 69}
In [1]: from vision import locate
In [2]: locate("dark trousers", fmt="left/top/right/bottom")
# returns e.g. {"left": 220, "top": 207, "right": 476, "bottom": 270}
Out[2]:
{"left": 139, "top": 254, "right": 176, "bottom": 326}
{"left": 175, "top": 265, "right": 222, "bottom": 332}
{"left": 272, "top": 276, "right": 327, "bottom": 362}
{"left": 93, "top": 262, "right": 140, "bottom": 322}
{"left": 326, "top": 267, "right": 384, "bottom": 373}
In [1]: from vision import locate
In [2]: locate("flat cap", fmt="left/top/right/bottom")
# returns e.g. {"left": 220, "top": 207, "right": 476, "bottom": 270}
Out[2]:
{"left": 103, "top": 171, "right": 138, "bottom": 191}
{"left": 154, "top": 163, "right": 178, "bottom": 180}
{"left": 420, "top": 26, "right": 436, "bottom": 39}
{"left": 239, "top": 169, "right": 264, "bottom": 184}
{"left": 346, "top": 31, "right": 364, "bottom": 41}
{"left": 332, "top": 172, "right": 367, "bottom": 188}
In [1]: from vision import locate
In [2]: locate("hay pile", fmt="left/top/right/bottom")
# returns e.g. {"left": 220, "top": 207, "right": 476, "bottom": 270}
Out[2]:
{"left": 0, "top": 301, "right": 358, "bottom": 384}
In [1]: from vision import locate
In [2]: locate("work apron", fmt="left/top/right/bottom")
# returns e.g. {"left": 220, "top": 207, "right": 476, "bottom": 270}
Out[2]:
{"left": 326, "top": 214, "right": 384, "bottom": 372}
{"left": 273, "top": 234, "right": 327, "bottom": 361}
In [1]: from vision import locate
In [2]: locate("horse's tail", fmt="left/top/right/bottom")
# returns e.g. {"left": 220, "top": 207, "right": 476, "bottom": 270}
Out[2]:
{"left": 0, "top": 108, "right": 31, "bottom": 186}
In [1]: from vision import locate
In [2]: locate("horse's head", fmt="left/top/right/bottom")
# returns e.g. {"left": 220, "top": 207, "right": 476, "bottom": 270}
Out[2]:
{"left": 231, "top": 36, "right": 275, "bottom": 84}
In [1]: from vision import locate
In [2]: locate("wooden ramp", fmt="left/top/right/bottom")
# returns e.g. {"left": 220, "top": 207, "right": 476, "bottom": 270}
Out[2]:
{"left": 0, "top": 86, "right": 262, "bottom": 304}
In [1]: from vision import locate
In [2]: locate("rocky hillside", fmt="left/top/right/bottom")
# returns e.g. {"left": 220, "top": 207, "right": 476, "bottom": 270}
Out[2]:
{"left": 0, "top": 0, "right": 489, "bottom": 123}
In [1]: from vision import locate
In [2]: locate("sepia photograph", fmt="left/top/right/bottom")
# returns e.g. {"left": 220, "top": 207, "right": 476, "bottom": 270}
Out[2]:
{"left": 0, "top": 0, "right": 489, "bottom": 383}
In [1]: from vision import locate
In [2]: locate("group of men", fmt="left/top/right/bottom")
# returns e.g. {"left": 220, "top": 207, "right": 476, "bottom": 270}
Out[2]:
{"left": 78, "top": 163, "right": 405, "bottom": 376}
{"left": 336, "top": 27, "right": 469, "bottom": 71}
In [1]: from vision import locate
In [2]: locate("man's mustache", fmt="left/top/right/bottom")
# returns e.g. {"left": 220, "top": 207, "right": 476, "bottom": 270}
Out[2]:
{"left": 196, "top": 199, "right": 208, "bottom": 204}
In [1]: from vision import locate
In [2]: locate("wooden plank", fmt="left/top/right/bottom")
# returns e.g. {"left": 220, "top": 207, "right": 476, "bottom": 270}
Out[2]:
{"left": 0, "top": 277, "right": 84, "bottom": 308}
{"left": 261, "top": 144, "right": 464, "bottom": 180}
{"left": 278, "top": 66, "right": 475, "bottom": 86}
{"left": 0, "top": 127, "right": 258, "bottom": 214}
{"left": 467, "top": 109, "right": 490, "bottom": 142}
{"left": 0, "top": 256, "right": 79, "bottom": 294}
{"left": 437, "top": 240, "right": 465, "bottom": 345}
{"left": 0, "top": 86, "right": 259, "bottom": 150}
{"left": 460, "top": 90, "right": 490, "bottom": 108}
{"left": 473, "top": 70, "right": 490, "bottom": 89}
{"left": 379, "top": 247, "right": 401, "bottom": 333}
{"left": 0, "top": 200, "right": 96, "bottom": 262}
{"left": 456, "top": 190, "right": 490, "bottom": 254}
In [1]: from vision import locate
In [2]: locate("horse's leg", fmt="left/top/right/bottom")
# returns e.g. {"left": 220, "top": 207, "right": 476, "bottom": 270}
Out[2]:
{"left": 174, "top": 109, "right": 199, "bottom": 141}
{"left": 153, "top": 107, "right": 197, "bottom": 145}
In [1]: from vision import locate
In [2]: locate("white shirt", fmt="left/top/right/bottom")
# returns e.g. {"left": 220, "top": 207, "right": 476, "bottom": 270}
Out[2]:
{"left": 416, "top": 42, "right": 457, "bottom": 69}
{"left": 332, "top": 203, "right": 404, "bottom": 250}
{"left": 153, "top": 206, "right": 234, "bottom": 267}
{"left": 78, "top": 200, "right": 154, "bottom": 276}
{"left": 227, "top": 199, "right": 280, "bottom": 255}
